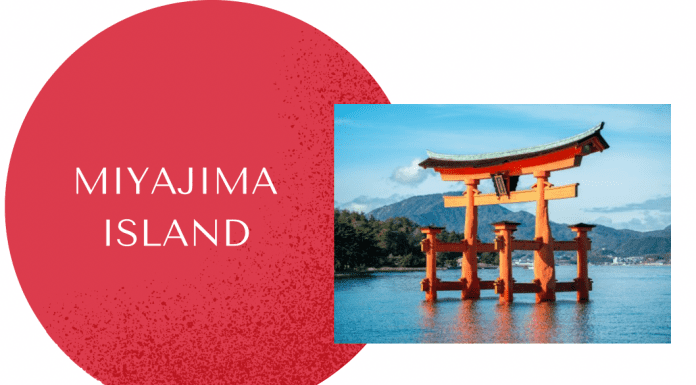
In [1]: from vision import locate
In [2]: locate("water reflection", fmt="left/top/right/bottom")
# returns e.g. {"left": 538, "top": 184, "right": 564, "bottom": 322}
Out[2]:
{"left": 570, "top": 302, "right": 594, "bottom": 343}
{"left": 335, "top": 267, "right": 670, "bottom": 343}
{"left": 527, "top": 302, "right": 558, "bottom": 343}
{"left": 455, "top": 300, "right": 484, "bottom": 343}
{"left": 493, "top": 303, "right": 518, "bottom": 343}
{"left": 418, "top": 298, "right": 592, "bottom": 343}
{"left": 419, "top": 300, "right": 439, "bottom": 331}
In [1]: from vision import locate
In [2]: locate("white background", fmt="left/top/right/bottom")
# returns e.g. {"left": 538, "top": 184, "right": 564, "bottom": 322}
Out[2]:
{"left": 0, "top": 1, "right": 690, "bottom": 384}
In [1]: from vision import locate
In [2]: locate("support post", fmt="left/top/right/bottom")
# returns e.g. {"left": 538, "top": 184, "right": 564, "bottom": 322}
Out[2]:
{"left": 462, "top": 178, "right": 481, "bottom": 299}
{"left": 493, "top": 221, "right": 519, "bottom": 304}
{"left": 421, "top": 227, "right": 443, "bottom": 301}
{"left": 533, "top": 171, "right": 556, "bottom": 302}
{"left": 569, "top": 223, "right": 595, "bottom": 302}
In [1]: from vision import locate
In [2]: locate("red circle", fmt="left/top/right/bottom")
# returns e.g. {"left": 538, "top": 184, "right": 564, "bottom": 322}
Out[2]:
{"left": 6, "top": 2, "right": 388, "bottom": 384}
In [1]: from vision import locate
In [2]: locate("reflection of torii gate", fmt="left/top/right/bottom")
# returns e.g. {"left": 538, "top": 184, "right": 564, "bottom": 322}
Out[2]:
{"left": 418, "top": 123, "right": 609, "bottom": 303}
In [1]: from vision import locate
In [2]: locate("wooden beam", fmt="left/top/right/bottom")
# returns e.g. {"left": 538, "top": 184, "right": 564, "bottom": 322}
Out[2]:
{"left": 555, "top": 280, "right": 593, "bottom": 292}
{"left": 555, "top": 281, "right": 577, "bottom": 292}
{"left": 511, "top": 240, "right": 543, "bottom": 251}
{"left": 435, "top": 149, "right": 583, "bottom": 180}
{"left": 553, "top": 241, "right": 578, "bottom": 251}
{"left": 444, "top": 183, "right": 578, "bottom": 207}
{"left": 439, "top": 171, "right": 490, "bottom": 181}
{"left": 434, "top": 242, "right": 467, "bottom": 253}
{"left": 512, "top": 283, "right": 542, "bottom": 294}
{"left": 519, "top": 156, "right": 581, "bottom": 175}
{"left": 433, "top": 281, "right": 466, "bottom": 291}
{"left": 426, "top": 280, "right": 593, "bottom": 293}
{"left": 477, "top": 243, "right": 495, "bottom": 253}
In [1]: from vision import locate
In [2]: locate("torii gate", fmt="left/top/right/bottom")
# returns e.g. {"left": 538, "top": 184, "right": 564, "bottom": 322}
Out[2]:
{"left": 418, "top": 123, "right": 609, "bottom": 303}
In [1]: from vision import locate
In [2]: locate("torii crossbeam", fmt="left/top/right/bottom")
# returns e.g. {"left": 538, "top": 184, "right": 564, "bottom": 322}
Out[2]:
{"left": 418, "top": 123, "right": 609, "bottom": 303}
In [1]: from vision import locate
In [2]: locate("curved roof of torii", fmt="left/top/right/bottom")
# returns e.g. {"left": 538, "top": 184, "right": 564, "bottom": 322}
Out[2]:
{"left": 419, "top": 122, "right": 609, "bottom": 169}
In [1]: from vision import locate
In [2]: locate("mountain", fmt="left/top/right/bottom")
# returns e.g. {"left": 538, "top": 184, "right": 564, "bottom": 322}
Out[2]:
{"left": 367, "top": 192, "right": 671, "bottom": 257}
{"left": 335, "top": 194, "right": 408, "bottom": 213}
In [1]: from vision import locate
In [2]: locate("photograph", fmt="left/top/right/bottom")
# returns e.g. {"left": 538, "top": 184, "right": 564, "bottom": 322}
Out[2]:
{"left": 334, "top": 104, "right": 670, "bottom": 343}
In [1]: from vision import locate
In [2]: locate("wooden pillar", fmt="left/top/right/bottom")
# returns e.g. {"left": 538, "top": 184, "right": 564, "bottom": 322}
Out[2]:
{"left": 569, "top": 224, "right": 595, "bottom": 302}
{"left": 533, "top": 171, "right": 556, "bottom": 302}
{"left": 421, "top": 227, "right": 443, "bottom": 301}
{"left": 493, "top": 221, "right": 518, "bottom": 304}
{"left": 462, "top": 178, "right": 481, "bottom": 299}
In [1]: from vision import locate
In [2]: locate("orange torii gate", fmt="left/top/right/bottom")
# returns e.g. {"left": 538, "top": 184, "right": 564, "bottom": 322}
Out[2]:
{"left": 418, "top": 123, "right": 609, "bottom": 303}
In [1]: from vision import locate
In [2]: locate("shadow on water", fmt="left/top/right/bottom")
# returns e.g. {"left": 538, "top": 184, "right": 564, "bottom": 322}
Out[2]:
{"left": 418, "top": 297, "right": 595, "bottom": 343}
{"left": 334, "top": 272, "right": 375, "bottom": 280}
{"left": 519, "top": 301, "right": 593, "bottom": 343}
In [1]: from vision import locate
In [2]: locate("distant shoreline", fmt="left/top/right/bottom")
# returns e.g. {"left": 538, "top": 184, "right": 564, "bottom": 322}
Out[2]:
{"left": 334, "top": 263, "right": 669, "bottom": 278}
{"left": 335, "top": 264, "right": 498, "bottom": 278}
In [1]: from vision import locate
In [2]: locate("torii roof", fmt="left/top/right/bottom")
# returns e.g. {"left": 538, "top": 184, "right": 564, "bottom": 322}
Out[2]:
{"left": 419, "top": 122, "right": 609, "bottom": 171}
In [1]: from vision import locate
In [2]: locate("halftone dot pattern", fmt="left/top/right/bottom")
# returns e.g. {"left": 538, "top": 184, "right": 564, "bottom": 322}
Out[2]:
{"left": 6, "top": 2, "right": 388, "bottom": 384}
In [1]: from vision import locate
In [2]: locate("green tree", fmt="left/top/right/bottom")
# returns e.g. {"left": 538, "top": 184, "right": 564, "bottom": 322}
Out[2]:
{"left": 334, "top": 220, "right": 363, "bottom": 271}
{"left": 334, "top": 210, "right": 383, "bottom": 270}
{"left": 334, "top": 209, "right": 428, "bottom": 270}
{"left": 478, "top": 251, "right": 499, "bottom": 265}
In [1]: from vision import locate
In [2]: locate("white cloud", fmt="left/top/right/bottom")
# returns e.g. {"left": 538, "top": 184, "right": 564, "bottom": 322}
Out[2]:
{"left": 390, "top": 158, "right": 431, "bottom": 186}
{"left": 335, "top": 194, "right": 410, "bottom": 213}
{"left": 585, "top": 196, "right": 670, "bottom": 213}
{"left": 590, "top": 210, "right": 671, "bottom": 232}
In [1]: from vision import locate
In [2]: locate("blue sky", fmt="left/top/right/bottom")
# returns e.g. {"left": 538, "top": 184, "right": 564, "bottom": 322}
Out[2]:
{"left": 334, "top": 105, "right": 671, "bottom": 232}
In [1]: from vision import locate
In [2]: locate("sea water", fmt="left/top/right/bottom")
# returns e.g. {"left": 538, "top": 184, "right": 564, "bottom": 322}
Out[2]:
{"left": 334, "top": 265, "right": 670, "bottom": 343}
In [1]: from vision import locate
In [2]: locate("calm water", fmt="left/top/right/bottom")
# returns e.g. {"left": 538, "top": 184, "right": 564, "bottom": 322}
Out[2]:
{"left": 334, "top": 265, "right": 670, "bottom": 343}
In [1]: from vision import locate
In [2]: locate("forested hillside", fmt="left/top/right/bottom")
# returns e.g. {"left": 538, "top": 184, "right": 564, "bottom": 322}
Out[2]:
{"left": 334, "top": 209, "right": 497, "bottom": 272}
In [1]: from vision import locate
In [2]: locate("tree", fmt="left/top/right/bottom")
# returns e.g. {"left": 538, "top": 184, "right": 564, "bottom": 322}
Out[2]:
{"left": 334, "top": 220, "right": 364, "bottom": 271}
{"left": 398, "top": 253, "right": 425, "bottom": 268}
{"left": 334, "top": 210, "right": 383, "bottom": 271}
{"left": 478, "top": 251, "right": 499, "bottom": 265}
{"left": 334, "top": 209, "right": 428, "bottom": 270}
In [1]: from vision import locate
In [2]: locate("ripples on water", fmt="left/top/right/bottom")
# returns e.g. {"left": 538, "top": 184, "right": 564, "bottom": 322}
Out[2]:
{"left": 334, "top": 265, "right": 670, "bottom": 343}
